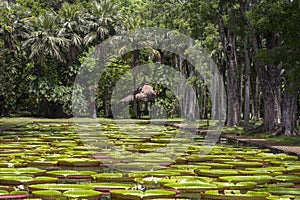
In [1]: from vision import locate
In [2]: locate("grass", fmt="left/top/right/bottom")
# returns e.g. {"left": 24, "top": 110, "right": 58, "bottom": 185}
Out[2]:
{"left": 222, "top": 124, "right": 300, "bottom": 146}
{"left": 243, "top": 132, "right": 300, "bottom": 146}
{"left": 222, "top": 126, "right": 244, "bottom": 135}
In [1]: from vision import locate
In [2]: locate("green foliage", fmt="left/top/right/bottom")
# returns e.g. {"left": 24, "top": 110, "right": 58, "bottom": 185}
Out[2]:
{"left": 15, "top": 0, "right": 46, "bottom": 14}
{"left": 0, "top": 0, "right": 126, "bottom": 117}
{"left": 250, "top": 0, "right": 300, "bottom": 89}
{"left": 0, "top": 0, "right": 299, "bottom": 129}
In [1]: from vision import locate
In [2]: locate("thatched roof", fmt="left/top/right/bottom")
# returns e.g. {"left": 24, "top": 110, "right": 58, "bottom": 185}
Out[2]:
{"left": 121, "top": 80, "right": 156, "bottom": 102}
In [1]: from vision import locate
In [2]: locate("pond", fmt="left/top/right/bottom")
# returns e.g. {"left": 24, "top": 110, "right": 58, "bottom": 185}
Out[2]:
{"left": 0, "top": 122, "right": 299, "bottom": 199}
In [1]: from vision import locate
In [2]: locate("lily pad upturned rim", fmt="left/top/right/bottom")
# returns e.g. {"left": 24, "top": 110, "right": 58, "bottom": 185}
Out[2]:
{"left": 195, "top": 169, "right": 239, "bottom": 177}
{"left": 219, "top": 175, "right": 273, "bottom": 183}
{"left": 164, "top": 182, "right": 219, "bottom": 192}
{"left": 86, "top": 183, "right": 135, "bottom": 192}
{"left": 0, "top": 190, "right": 28, "bottom": 199}
{"left": 258, "top": 187, "right": 300, "bottom": 195}
{"left": 46, "top": 170, "right": 96, "bottom": 177}
{"left": 0, "top": 167, "right": 46, "bottom": 175}
{"left": 111, "top": 189, "right": 176, "bottom": 199}
{"left": 0, "top": 190, "right": 9, "bottom": 195}
{"left": 32, "top": 189, "right": 62, "bottom": 197}
{"left": 29, "top": 183, "right": 94, "bottom": 191}
{"left": 201, "top": 190, "right": 269, "bottom": 200}
{"left": 0, "top": 175, "right": 33, "bottom": 184}
{"left": 63, "top": 189, "right": 102, "bottom": 198}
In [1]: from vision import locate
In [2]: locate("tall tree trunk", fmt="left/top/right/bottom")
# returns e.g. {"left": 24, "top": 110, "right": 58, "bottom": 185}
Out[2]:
{"left": 132, "top": 49, "right": 140, "bottom": 119}
{"left": 91, "top": 100, "right": 97, "bottom": 118}
{"left": 262, "top": 81, "right": 280, "bottom": 131}
{"left": 89, "top": 85, "right": 98, "bottom": 118}
{"left": 133, "top": 71, "right": 138, "bottom": 118}
{"left": 0, "top": 95, "right": 3, "bottom": 117}
{"left": 243, "top": 39, "right": 251, "bottom": 131}
{"left": 240, "top": 0, "right": 260, "bottom": 122}
{"left": 186, "top": 67, "right": 197, "bottom": 120}
{"left": 103, "top": 96, "right": 109, "bottom": 118}
{"left": 252, "top": 34, "right": 281, "bottom": 132}
{"left": 200, "top": 85, "right": 208, "bottom": 119}
{"left": 226, "top": 52, "right": 240, "bottom": 126}
{"left": 251, "top": 71, "right": 260, "bottom": 121}
{"left": 279, "top": 81, "right": 299, "bottom": 136}
{"left": 217, "top": 6, "right": 240, "bottom": 126}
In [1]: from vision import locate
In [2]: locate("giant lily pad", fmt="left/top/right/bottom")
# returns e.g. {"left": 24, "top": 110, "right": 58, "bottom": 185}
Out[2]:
{"left": 89, "top": 183, "right": 135, "bottom": 191}
{"left": 113, "top": 162, "right": 166, "bottom": 171}
{"left": 246, "top": 167, "right": 286, "bottom": 172}
{"left": 187, "top": 155, "right": 234, "bottom": 162}
{"left": 287, "top": 166, "right": 300, "bottom": 173}
{"left": 225, "top": 161, "right": 263, "bottom": 168}
{"left": 219, "top": 175, "right": 272, "bottom": 184}
{"left": 47, "top": 170, "right": 96, "bottom": 178}
{"left": 92, "top": 173, "right": 133, "bottom": 182}
{"left": 32, "top": 190, "right": 62, "bottom": 200}
{"left": 274, "top": 175, "right": 300, "bottom": 183}
{"left": 130, "top": 170, "right": 180, "bottom": 178}
{"left": 228, "top": 182, "right": 257, "bottom": 190}
{"left": 29, "top": 183, "right": 94, "bottom": 191}
{"left": 27, "top": 176, "right": 58, "bottom": 185}
{"left": 0, "top": 190, "right": 9, "bottom": 195}
{"left": 238, "top": 170, "right": 272, "bottom": 176}
{"left": 0, "top": 190, "right": 28, "bottom": 200}
{"left": 0, "top": 167, "right": 45, "bottom": 175}
{"left": 57, "top": 158, "right": 100, "bottom": 166}
{"left": 158, "top": 176, "right": 214, "bottom": 186}
{"left": 63, "top": 189, "right": 101, "bottom": 199}
{"left": 29, "top": 160, "right": 58, "bottom": 167}
{"left": 164, "top": 182, "right": 221, "bottom": 192}
{"left": 0, "top": 175, "right": 33, "bottom": 185}
{"left": 136, "top": 177, "right": 163, "bottom": 187}
{"left": 258, "top": 188, "right": 300, "bottom": 196}
{"left": 7, "top": 191, "right": 29, "bottom": 198}
{"left": 111, "top": 189, "right": 176, "bottom": 199}
{"left": 201, "top": 190, "right": 270, "bottom": 200}
{"left": 171, "top": 164, "right": 210, "bottom": 170}
{"left": 195, "top": 169, "right": 239, "bottom": 177}
{"left": 263, "top": 182, "right": 294, "bottom": 188}
{"left": 197, "top": 163, "right": 233, "bottom": 169}
{"left": 0, "top": 162, "right": 27, "bottom": 168}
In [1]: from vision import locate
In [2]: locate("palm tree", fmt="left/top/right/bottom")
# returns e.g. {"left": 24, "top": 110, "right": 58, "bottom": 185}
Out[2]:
{"left": 57, "top": 2, "right": 88, "bottom": 87}
{"left": 23, "top": 12, "right": 70, "bottom": 116}
{"left": 83, "top": 0, "right": 123, "bottom": 46}
{"left": 23, "top": 12, "right": 70, "bottom": 66}
{"left": 58, "top": 2, "right": 86, "bottom": 64}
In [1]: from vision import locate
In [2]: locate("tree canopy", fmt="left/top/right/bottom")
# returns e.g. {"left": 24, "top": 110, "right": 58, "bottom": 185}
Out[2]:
{"left": 0, "top": 0, "right": 299, "bottom": 136}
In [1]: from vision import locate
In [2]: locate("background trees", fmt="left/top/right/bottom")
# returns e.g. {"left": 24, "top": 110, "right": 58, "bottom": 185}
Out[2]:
{"left": 0, "top": 0, "right": 299, "bottom": 136}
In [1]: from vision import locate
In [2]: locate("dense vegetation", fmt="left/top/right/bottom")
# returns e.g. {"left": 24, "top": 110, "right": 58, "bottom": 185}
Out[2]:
{"left": 0, "top": 0, "right": 299, "bottom": 136}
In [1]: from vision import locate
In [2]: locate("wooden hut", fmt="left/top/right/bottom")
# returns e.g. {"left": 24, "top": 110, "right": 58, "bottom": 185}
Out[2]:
{"left": 121, "top": 80, "right": 156, "bottom": 118}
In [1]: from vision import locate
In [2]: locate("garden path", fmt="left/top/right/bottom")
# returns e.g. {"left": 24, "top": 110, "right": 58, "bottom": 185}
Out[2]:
{"left": 170, "top": 122, "right": 300, "bottom": 159}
